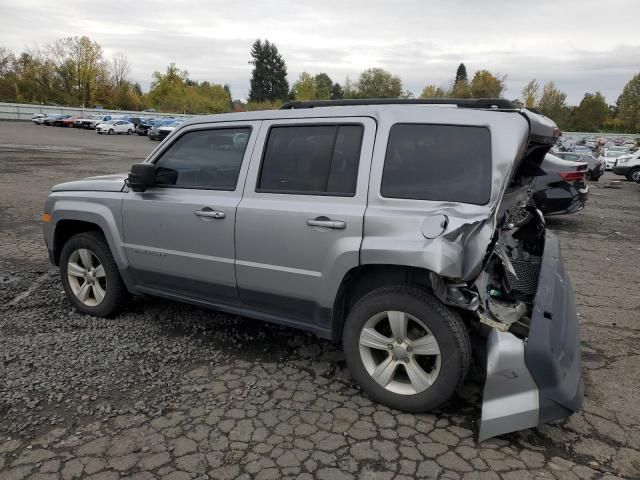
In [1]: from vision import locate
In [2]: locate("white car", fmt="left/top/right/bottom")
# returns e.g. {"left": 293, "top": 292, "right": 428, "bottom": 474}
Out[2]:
{"left": 604, "top": 145, "right": 630, "bottom": 156}
{"left": 32, "top": 115, "right": 50, "bottom": 125}
{"left": 599, "top": 150, "right": 628, "bottom": 170}
{"left": 612, "top": 149, "right": 640, "bottom": 181}
{"left": 96, "top": 120, "right": 135, "bottom": 135}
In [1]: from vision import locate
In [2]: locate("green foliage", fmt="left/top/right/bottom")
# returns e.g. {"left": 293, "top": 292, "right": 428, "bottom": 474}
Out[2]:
{"left": 521, "top": 79, "right": 539, "bottom": 108}
{"left": 248, "top": 39, "right": 289, "bottom": 102}
{"left": 292, "top": 72, "right": 317, "bottom": 101}
{"left": 538, "top": 81, "right": 568, "bottom": 128}
{"left": 314, "top": 73, "right": 333, "bottom": 100}
{"left": 419, "top": 84, "right": 448, "bottom": 98}
{"left": 245, "top": 99, "right": 283, "bottom": 111}
{"left": 330, "top": 82, "right": 343, "bottom": 100}
{"left": 470, "top": 70, "right": 506, "bottom": 98}
{"left": 571, "top": 92, "right": 609, "bottom": 131}
{"left": 147, "top": 63, "right": 232, "bottom": 114}
{"left": 450, "top": 79, "right": 471, "bottom": 98}
{"left": 354, "top": 68, "right": 403, "bottom": 98}
{"left": 618, "top": 73, "right": 640, "bottom": 133}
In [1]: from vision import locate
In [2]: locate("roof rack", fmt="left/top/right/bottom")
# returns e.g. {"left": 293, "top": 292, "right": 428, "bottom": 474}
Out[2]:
{"left": 280, "top": 98, "right": 517, "bottom": 110}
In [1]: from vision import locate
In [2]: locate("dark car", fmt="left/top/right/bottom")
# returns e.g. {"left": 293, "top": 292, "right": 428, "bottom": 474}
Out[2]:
{"left": 43, "top": 114, "right": 69, "bottom": 126}
{"left": 553, "top": 151, "right": 604, "bottom": 182}
{"left": 533, "top": 154, "right": 589, "bottom": 215}
{"left": 135, "top": 118, "right": 161, "bottom": 136}
{"left": 124, "top": 116, "right": 144, "bottom": 127}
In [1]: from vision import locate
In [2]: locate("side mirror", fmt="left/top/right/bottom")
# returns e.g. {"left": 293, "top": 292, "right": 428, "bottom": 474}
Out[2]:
{"left": 128, "top": 163, "right": 156, "bottom": 192}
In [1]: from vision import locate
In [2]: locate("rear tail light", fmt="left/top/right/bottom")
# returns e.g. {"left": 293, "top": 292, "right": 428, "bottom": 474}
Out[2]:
{"left": 559, "top": 171, "right": 586, "bottom": 182}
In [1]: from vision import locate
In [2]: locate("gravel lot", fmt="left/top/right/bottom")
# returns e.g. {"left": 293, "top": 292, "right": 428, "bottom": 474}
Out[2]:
{"left": 1, "top": 121, "right": 639, "bottom": 480}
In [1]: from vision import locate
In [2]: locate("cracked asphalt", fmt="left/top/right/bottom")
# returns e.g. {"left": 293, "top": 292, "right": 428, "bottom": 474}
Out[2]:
{"left": 1, "top": 121, "right": 639, "bottom": 479}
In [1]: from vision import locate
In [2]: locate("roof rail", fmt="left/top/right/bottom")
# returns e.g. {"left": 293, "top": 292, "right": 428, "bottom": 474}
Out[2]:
{"left": 280, "top": 98, "right": 517, "bottom": 110}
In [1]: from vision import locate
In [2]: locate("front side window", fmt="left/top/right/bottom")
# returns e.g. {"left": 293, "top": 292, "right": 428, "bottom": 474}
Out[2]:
{"left": 153, "top": 127, "right": 251, "bottom": 190}
{"left": 257, "top": 124, "right": 363, "bottom": 196}
{"left": 381, "top": 124, "right": 492, "bottom": 205}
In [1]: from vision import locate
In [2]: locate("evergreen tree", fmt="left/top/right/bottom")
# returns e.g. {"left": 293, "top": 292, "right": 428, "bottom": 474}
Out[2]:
{"left": 248, "top": 39, "right": 289, "bottom": 102}
{"left": 454, "top": 63, "right": 467, "bottom": 87}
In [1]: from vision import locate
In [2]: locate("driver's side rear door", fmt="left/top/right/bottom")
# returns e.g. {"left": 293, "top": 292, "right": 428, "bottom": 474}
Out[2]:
{"left": 121, "top": 121, "right": 260, "bottom": 305}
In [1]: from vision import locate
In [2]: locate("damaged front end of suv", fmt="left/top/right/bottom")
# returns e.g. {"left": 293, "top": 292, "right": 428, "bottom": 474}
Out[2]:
{"left": 428, "top": 110, "right": 583, "bottom": 440}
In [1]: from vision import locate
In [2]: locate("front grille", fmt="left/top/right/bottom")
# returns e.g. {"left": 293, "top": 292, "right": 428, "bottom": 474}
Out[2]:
{"left": 505, "top": 259, "right": 541, "bottom": 295}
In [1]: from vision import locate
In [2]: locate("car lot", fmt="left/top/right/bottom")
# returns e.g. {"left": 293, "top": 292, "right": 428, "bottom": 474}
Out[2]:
{"left": 1, "top": 121, "right": 639, "bottom": 479}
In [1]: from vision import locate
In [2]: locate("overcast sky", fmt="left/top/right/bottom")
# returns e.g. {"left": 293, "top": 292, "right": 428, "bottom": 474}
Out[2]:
{"left": 1, "top": 0, "right": 639, "bottom": 104}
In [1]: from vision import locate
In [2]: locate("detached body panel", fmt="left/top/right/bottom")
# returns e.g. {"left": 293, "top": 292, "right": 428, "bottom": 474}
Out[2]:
{"left": 480, "top": 231, "right": 583, "bottom": 440}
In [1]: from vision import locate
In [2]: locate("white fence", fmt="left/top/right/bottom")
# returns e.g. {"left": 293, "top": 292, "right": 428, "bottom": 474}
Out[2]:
{"left": 0, "top": 102, "right": 194, "bottom": 121}
{"left": 562, "top": 131, "right": 638, "bottom": 140}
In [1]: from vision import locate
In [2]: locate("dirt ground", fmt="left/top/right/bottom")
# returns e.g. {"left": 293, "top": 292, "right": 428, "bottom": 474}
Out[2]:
{"left": 1, "top": 120, "right": 639, "bottom": 479}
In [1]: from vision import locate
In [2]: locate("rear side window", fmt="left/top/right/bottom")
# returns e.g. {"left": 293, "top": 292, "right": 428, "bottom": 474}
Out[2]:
{"left": 258, "top": 125, "right": 363, "bottom": 196}
{"left": 153, "top": 128, "right": 251, "bottom": 190}
{"left": 381, "top": 124, "right": 492, "bottom": 204}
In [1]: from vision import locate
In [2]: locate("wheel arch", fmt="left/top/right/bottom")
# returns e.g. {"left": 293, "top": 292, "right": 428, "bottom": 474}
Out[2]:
{"left": 53, "top": 219, "right": 105, "bottom": 266}
{"left": 331, "top": 264, "right": 433, "bottom": 341}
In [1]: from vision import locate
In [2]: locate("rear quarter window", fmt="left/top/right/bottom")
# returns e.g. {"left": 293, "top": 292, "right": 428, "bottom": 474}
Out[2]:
{"left": 381, "top": 124, "right": 492, "bottom": 205}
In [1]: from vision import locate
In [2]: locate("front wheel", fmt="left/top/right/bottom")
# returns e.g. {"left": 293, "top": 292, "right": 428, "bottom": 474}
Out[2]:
{"left": 108, "top": 129, "right": 114, "bottom": 135}
{"left": 627, "top": 167, "right": 640, "bottom": 182}
{"left": 342, "top": 286, "right": 471, "bottom": 412}
{"left": 59, "top": 232, "right": 129, "bottom": 317}
{"left": 127, "top": 129, "right": 132, "bottom": 135}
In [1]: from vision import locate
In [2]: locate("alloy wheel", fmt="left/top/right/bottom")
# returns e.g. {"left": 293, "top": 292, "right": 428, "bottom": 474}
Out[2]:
{"left": 67, "top": 248, "right": 107, "bottom": 306}
{"left": 359, "top": 310, "right": 441, "bottom": 395}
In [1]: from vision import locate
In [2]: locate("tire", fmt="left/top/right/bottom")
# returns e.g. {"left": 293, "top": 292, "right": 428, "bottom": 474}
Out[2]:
{"left": 627, "top": 167, "right": 640, "bottom": 182}
{"left": 59, "top": 232, "right": 129, "bottom": 317}
{"left": 342, "top": 285, "right": 471, "bottom": 412}
{"left": 127, "top": 129, "right": 132, "bottom": 135}
{"left": 108, "top": 129, "right": 114, "bottom": 135}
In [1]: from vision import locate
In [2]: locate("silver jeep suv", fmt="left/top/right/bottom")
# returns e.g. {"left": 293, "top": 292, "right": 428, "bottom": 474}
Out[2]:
{"left": 43, "top": 99, "right": 582, "bottom": 439}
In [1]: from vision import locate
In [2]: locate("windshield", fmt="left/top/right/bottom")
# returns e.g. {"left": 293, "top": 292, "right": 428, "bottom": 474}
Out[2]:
{"left": 606, "top": 151, "right": 623, "bottom": 158}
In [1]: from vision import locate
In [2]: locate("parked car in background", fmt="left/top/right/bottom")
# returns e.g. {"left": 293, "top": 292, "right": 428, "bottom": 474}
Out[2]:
{"left": 599, "top": 150, "right": 628, "bottom": 170}
{"left": 136, "top": 118, "right": 169, "bottom": 136}
{"left": 74, "top": 115, "right": 104, "bottom": 129}
{"left": 53, "top": 115, "right": 80, "bottom": 127}
{"left": 571, "top": 145, "right": 593, "bottom": 155}
{"left": 122, "top": 116, "right": 144, "bottom": 127}
{"left": 604, "top": 145, "right": 630, "bottom": 156}
{"left": 32, "top": 115, "right": 49, "bottom": 125}
{"left": 533, "top": 153, "right": 589, "bottom": 215}
{"left": 43, "top": 114, "right": 70, "bottom": 126}
{"left": 95, "top": 120, "right": 135, "bottom": 135}
{"left": 90, "top": 115, "right": 117, "bottom": 129}
{"left": 612, "top": 149, "right": 640, "bottom": 182}
{"left": 552, "top": 150, "right": 604, "bottom": 182}
{"left": 148, "top": 120, "right": 182, "bottom": 141}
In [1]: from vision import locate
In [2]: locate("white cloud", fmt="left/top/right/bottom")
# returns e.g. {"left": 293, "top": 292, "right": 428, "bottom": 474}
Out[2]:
{"left": 0, "top": 0, "right": 638, "bottom": 103}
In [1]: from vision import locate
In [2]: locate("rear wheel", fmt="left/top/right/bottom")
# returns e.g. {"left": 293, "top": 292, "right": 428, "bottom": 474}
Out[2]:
{"left": 627, "top": 167, "right": 640, "bottom": 182}
{"left": 127, "top": 129, "right": 132, "bottom": 135}
{"left": 342, "top": 285, "right": 471, "bottom": 412}
{"left": 59, "top": 232, "right": 129, "bottom": 317}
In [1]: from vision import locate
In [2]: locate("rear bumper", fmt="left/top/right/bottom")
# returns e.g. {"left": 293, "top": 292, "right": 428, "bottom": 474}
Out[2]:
{"left": 480, "top": 231, "right": 583, "bottom": 440}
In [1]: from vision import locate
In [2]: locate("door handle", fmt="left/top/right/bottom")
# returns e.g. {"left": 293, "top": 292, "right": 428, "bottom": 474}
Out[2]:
{"left": 194, "top": 208, "right": 225, "bottom": 219}
{"left": 307, "top": 217, "right": 346, "bottom": 229}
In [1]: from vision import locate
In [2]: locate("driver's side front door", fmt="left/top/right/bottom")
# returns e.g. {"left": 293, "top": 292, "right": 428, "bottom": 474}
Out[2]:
{"left": 121, "top": 121, "right": 260, "bottom": 305}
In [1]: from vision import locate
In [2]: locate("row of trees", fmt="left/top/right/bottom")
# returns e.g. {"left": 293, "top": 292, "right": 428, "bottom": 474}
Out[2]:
{"left": 1, "top": 36, "right": 639, "bottom": 132}
{"left": 0, "top": 37, "right": 231, "bottom": 114}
